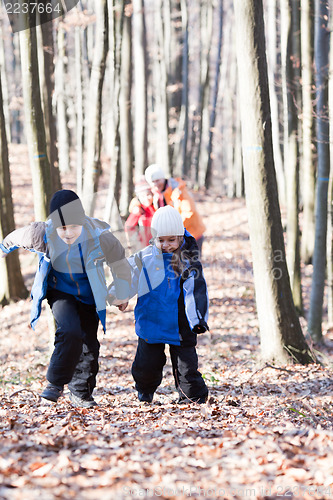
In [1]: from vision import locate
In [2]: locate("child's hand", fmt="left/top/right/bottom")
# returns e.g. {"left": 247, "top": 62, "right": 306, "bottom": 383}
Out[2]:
{"left": 192, "top": 323, "right": 207, "bottom": 334}
{"left": 117, "top": 302, "right": 128, "bottom": 312}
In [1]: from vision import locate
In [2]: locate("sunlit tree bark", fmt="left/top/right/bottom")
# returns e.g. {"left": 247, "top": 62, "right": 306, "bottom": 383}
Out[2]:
{"left": 233, "top": 0, "right": 314, "bottom": 364}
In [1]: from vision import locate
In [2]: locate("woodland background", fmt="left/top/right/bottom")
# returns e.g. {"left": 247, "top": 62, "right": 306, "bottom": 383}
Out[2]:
{"left": 1, "top": 0, "right": 333, "bottom": 498}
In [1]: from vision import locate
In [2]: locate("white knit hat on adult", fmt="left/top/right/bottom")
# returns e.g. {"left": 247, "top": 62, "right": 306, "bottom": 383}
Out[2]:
{"left": 151, "top": 206, "right": 184, "bottom": 238}
{"left": 145, "top": 164, "right": 166, "bottom": 184}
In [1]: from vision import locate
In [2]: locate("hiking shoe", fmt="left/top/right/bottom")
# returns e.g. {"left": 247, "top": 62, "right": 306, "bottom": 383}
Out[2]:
{"left": 41, "top": 384, "right": 63, "bottom": 403}
{"left": 138, "top": 392, "right": 154, "bottom": 403}
{"left": 177, "top": 395, "right": 208, "bottom": 404}
{"left": 69, "top": 392, "right": 98, "bottom": 408}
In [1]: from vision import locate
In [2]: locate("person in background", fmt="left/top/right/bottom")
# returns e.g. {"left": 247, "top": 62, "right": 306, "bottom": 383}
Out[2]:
{"left": 0, "top": 190, "right": 130, "bottom": 407}
{"left": 144, "top": 164, "right": 206, "bottom": 256}
{"left": 125, "top": 177, "right": 155, "bottom": 252}
{"left": 110, "top": 206, "right": 209, "bottom": 405}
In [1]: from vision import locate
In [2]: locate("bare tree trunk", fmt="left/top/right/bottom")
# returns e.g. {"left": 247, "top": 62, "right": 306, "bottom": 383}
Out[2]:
{"left": 173, "top": 0, "right": 189, "bottom": 177}
{"left": 281, "top": 0, "right": 302, "bottom": 312}
{"left": 104, "top": 0, "right": 122, "bottom": 228}
{"left": 328, "top": 167, "right": 333, "bottom": 326}
{"left": 219, "top": 20, "right": 236, "bottom": 198}
{"left": 234, "top": 111, "right": 244, "bottom": 198}
{"left": 39, "top": 20, "right": 61, "bottom": 192}
{"left": 0, "top": 74, "right": 27, "bottom": 304}
{"left": 265, "top": 0, "right": 285, "bottom": 206}
{"left": 328, "top": 15, "right": 333, "bottom": 326}
{"left": 56, "top": 20, "right": 70, "bottom": 174}
{"left": 0, "top": 21, "right": 11, "bottom": 143}
{"left": 11, "top": 32, "right": 22, "bottom": 144}
{"left": 300, "top": 0, "right": 315, "bottom": 264}
{"left": 154, "top": 0, "right": 170, "bottom": 175}
{"left": 82, "top": 0, "right": 109, "bottom": 215}
{"left": 205, "top": 0, "right": 223, "bottom": 188}
{"left": 132, "top": 0, "right": 148, "bottom": 177}
{"left": 168, "top": 0, "right": 183, "bottom": 114}
{"left": 75, "top": 25, "right": 84, "bottom": 196}
{"left": 119, "top": 2, "right": 133, "bottom": 217}
{"left": 197, "top": 0, "right": 213, "bottom": 186}
{"left": 19, "top": 13, "right": 51, "bottom": 220}
{"left": 233, "top": 0, "right": 314, "bottom": 364}
{"left": 308, "top": 0, "right": 330, "bottom": 342}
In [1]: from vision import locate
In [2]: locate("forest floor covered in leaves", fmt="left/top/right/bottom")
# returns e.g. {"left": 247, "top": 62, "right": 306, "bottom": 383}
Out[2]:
{"left": 1, "top": 146, "right": 333, "bottom": 499}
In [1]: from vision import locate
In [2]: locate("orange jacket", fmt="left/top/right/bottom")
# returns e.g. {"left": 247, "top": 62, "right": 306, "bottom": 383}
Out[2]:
{"left": 159, "top": 178, "right": 206, "bottom": 240}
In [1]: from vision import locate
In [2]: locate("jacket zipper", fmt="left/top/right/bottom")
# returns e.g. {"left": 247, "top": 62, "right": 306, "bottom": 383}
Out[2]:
{"left": 66, "top": 246, "right": 81, "bottom": 297}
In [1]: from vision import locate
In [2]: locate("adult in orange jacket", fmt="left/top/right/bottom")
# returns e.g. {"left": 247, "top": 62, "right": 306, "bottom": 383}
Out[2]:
{"left": 145, "top": 164, "right": 206, "bottom": 254}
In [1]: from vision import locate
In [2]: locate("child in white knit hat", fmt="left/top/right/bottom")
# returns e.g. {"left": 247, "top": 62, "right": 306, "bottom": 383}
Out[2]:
{"left": 111, "top": 205, "right": 209, "bottom": 404}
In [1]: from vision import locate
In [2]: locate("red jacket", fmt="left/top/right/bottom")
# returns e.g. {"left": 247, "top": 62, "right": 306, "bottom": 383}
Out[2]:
{"left": 125, "top": 201, "right": 155, "bottom": 249}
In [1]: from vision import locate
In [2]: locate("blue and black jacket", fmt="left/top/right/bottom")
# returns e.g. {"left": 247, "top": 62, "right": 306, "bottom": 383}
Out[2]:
{"left": 117, "top": 230, "right": 209, "bottom": 346}
{"left": 0, "top": 217, "right": 131, "bottom": 331}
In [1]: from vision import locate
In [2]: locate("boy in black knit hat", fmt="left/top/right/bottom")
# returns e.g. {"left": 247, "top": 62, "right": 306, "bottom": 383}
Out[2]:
{"left": 0, "top": 190, "right": 130, "bottom": 407}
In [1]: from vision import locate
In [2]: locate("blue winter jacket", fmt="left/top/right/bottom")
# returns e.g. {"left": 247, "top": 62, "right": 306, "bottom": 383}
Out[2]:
{"left": 0, "top": 217, "right": 131, "bottom": 331}
{"left": 113, "top": 230, "right": 209, "bottom": 345}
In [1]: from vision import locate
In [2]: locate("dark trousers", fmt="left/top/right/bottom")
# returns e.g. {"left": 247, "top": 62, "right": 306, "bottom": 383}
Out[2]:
{"left": 132, "top": 338, "right": 208, "bottom": 403}
{"left": 46, "top": 290, "right": 100, "bottom": 397}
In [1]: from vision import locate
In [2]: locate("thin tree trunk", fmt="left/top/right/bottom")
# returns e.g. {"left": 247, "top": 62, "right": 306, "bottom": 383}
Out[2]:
{"left": 205, "top": 0, "right": 223, "bottom": 188}
{"left": 0, "top": 74, "right": 27, "bottom": 304}
{"left": 328, "top": 168, "right": 333, "bottom": 325}
{"left": 308, "top": 0, "right": 330, "bottom": 342}
{"left": 233, "top": 0, "right": 314, "bottom": 364}
{"left": 119, "top": 2, "right": 133, "bottom": 217}
{"left": 82, "top": 0, "right": 109, "bottom": 215}
{"left": 11, "top": 33, "right": 22, "bottom": 144}
{"left": 197, "top": 0, "right": 213, "bottom": 186}
{"left": 39, "top": 20, "right": 61, "bottom": 192}
{"left": 132, "top": 0, "right": 148, "bottom": 177}
{"left": 168, "top": 0, "right": 183, "bottom": 114}
{"left": 173, "top": 0, "right": 189, "bottom": 177}
{"left": 56, "top": 20, "right": 70, "bottom": 174}
{"left": 300, "top": 0, "right": 315, "bottom": 264}
{"left": 265, "top": 0, "right": 285, "bottom": 206}
{"left": 154, "top": 0, "right": 170, "bottom": 175}
{"left": 0, "top": 21, "right": 11, "bottom": 142}
{"left": 104, "top": 0, "right": 122, "bottom": 227}
{"left": 281, "top": 0, "right": 302, "bottom": 312}
{"left": 75, "top": 25, "right": 84, "bottom": 196}
{"left": 328, "top": 15, "right": 333, "bottom": 326}
{"left": 19, "top": 13, "right": 51, "bottom": 220}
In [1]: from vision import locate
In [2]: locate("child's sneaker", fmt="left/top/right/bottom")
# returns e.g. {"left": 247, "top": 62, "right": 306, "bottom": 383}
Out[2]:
{"left": 138, "top": 392, "right": 154, "bottom": 403}
{"left": 69, "top": 392, "right": 98, "bottom": 408}
{"left": 41, "top": 383, "right": 63, "bottom": 402}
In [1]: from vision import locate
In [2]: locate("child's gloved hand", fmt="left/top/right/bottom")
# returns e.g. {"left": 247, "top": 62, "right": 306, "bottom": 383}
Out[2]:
{"left": 192, "top": 323, "right": 208, "bottom": 334}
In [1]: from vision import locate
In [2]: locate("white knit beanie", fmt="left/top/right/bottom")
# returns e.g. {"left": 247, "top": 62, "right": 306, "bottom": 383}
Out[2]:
{"left": 145, "top": 164, "right": 166, "bottom": 184}
{"left": 151, "top": 206, "right": 184, "bottom": 238}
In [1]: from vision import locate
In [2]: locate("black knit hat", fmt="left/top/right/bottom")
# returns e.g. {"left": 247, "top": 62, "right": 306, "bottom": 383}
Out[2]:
{"left": 49, "top": 190, "right": 86, "bottom": 228}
